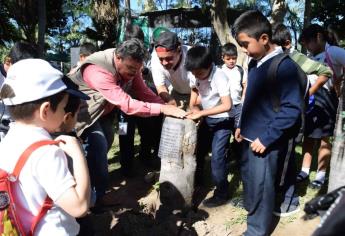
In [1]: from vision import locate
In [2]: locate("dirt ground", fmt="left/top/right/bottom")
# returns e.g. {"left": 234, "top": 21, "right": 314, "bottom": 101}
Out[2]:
{"left": 78, "top": 150, "right": 322, "bottom": 236}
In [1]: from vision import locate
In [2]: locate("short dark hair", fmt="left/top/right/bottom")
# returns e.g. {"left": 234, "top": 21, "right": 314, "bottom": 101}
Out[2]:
{"left": 79, "top": 43, "right": 97, "bottom": 57}
{"left": 9, "top": 41, "right": 39, "bottom": 64}
{"left": 185, "top": 46, "right": 213, "bottom": 71}
{"left": 232, "top": 10, "right": 272, "bottom": 41}
{"left": 115, "top": 38, "right": 147, "bottom": 62}
{"left": 3, "top": 56, "right": 11, "bottom": 64}
{"left": 64, "top": 95, "right": 81, "bottom": 116}
{"left": 0, "top": 84, "right": 66, "bottom": 120}
{"left": 221, "top": 43, "right": 238, "bottom": 57}
{"left": 299, "top": 24, "right": 338, "bottom": 46}
{"left": 272, "top": 23, "right": 291, "bottom": 47}
{"left": 124, "top": 25, "right": 145, "bottom": 42}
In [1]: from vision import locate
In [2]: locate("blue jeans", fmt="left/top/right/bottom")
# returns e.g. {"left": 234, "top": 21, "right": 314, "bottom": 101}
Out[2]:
{"left": 196, "top": 117, "right": 232, "bottom": 198}
{"left": 82, "top": 112, "right": 116, "bottom": 199}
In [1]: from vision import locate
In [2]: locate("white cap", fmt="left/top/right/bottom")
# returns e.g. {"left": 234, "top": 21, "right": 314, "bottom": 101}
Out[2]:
{"left": 1, "top": 59, "right": 88, "bottom": 105}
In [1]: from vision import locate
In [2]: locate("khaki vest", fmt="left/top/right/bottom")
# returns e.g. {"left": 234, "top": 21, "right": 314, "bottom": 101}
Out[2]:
{"left": 68, "top": 49, "right": 118, "bottom": 136}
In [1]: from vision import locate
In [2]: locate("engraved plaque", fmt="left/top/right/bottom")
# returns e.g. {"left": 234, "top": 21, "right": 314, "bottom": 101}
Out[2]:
{"left": 158, "top": 120, "right": 185, "bottom": 159}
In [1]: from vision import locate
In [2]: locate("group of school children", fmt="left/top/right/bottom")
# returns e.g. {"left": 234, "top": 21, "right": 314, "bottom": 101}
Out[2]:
{"left": 0, "top": 9, "right": 345, "bottom": 236}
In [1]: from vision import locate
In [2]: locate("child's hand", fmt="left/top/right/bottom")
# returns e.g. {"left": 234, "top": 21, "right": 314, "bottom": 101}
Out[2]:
{"left": 55, "top": 135, "right": 84, "bottom": 159}
{"left": 186, "top": 111, "right": 203, "bottom": 120}
{"left": 251, "top": 138, "right": 266, "bottom": 154}
{"left": 234, "top": 128, "right": 243, "bottom": 142}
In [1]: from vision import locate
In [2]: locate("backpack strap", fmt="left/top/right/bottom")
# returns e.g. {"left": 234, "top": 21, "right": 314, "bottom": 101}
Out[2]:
{"left": 11, "top": 140, "right": 63, "bottom": 236}
{"left": 267, "top": 53, "right": 289, "bottom": 112}
{"left": 29, "top": 197, "right": 53, "bottom": 236}
{"left": 12, "top": 140, "right": 62, "bottom": 177}
{"left": 236, "top": 65, "right": 244, "bottom": 89}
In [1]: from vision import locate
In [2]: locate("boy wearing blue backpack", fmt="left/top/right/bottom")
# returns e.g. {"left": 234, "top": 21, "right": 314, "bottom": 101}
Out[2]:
{"left": 232, "top": 10, "right": 303, "bottom": 236}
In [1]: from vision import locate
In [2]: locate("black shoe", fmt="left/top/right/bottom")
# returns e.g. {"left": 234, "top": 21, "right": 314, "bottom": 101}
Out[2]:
{"left": 309, "top": 180, "right": 324, "bottom": 189}
{"left": 296, "top": 171, "right": 309, "bottom": 183}
{"left": 229, "top": 197, "right": 244, "bottom": 209}
{"left": 202, "top": 195, "right": 228, "bottom": 208}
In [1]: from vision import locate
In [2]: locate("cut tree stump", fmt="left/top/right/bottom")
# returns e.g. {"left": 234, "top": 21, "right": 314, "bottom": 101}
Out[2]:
{"left": 156, "top": 117, "right": 197, "bottom": 220}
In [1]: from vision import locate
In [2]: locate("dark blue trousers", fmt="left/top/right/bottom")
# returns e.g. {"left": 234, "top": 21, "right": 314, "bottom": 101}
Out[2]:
{"left": 241, "top": 138, "right": 298, "bottom": 236}
{"left": 196, "top": 117, "right": 232, "bottom": 198}
{"left": 82, "top": 111, "right": 116, "bottom": 199}
{"left": 118, "top": 111, "right": 162, "bottom": 173}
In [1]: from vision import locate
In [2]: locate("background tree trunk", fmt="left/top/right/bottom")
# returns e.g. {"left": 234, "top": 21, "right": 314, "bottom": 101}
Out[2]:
{"left": 328, "top": 84, "right": 345, "bottom": 192}
{"left": 303, "top": 0, "right": 312, "bottom": 28}
{"left": 210, "top": 0, "right": 247, "bottom": 68}
{"left": 37, "top": 0, "right": 46, "bottom": 57}
{"left": 302, "top": 0, "right": 312, "bottom": 53}
{"left": 124, "top": 0, "right": 131, "bottom": 28}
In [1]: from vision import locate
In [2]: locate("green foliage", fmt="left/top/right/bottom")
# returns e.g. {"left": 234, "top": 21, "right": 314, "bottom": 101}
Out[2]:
{"left": 48, "top": 0, "right": 93, "bottom": 52}
{"left": 311, "top": 0, "right": 345, "bottom": 39}
{"left": 0, "top": 47, "right": 10, "bottom": 63}
{"left": 0, "top": 2, "right": 21, "bottom": 46}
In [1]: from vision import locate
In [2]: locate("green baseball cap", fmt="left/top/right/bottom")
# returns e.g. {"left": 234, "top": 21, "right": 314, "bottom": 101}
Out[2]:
{"left": 152, "top": 27, "right": 170, "bottom": 43}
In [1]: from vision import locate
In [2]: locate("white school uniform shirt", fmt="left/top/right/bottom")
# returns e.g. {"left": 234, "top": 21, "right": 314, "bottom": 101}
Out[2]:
{"left": 150, "top": 45, "right": 195, "bottom": 94}
{"left": 0, "top": 124, "right": 79, "bottom": 235}
{"left": 257, "top": 46, "right": 284, "bottom": 67}
{"left": 313, "top": 43, "right": 345, "bottom": 90}
{"left": 221, "top": 64, "right": 247, "bottom": 105}
{"left": 190, "top": 65, "right": 231, "bottom": 118}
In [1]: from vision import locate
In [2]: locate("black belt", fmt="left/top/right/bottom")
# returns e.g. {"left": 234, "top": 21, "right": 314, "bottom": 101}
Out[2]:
{"left": 171, "top": 90, "right": 190, "bottom": 96}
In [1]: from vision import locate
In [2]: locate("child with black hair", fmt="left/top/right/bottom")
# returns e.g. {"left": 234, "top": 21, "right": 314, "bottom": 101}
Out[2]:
{"left": 232, "top": 10, "right": 303, "bottom": 236}
{"left": 79, "top": 43, "right": 97, "bottom": 63}
{"left": 221, "top": 43, "right": 247, "bottom": 128}
{"left": 297, "top": 24, "right": 345, "bottom": 189}
{"left": 51, "top": 87, "right": 83, "bottom": 173}
{"left": 0, "top": 59, "right": 90, "bottom": 235}
{"left": 186, "top": 45, "right": 232, "bottom": 207}
{"left": 272, "top": 24, "right": 335, "bottom": 188}
{"left": 221, "top": 43, "right": 247, "bottom": 163}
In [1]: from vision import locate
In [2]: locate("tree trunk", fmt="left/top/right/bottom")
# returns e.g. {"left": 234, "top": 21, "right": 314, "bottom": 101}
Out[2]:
{"left": 270, "top": 0, "right": 287, "bottom": 25}
{"left": 210, "top": 0, "right": 247, "bottom": 68}
{"left": 124, "top": 0, "right": 131, "bottom": 28}
{"left": 301, "top": 0, "right": 312, "bottom": 53}
{"left": 328, "top": 84, "right": 345, "bottom": 192}
{"left": 37, "top": 0, "right": 46, "bottom": 57}
{"left": 303, "top": 0, "right": 312, "bottom": 28}
{"left": 156, "top": 117, "right": 197, "bottom": 220}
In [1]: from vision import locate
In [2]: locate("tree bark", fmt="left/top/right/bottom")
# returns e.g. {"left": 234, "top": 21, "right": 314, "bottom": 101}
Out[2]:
{"left": 124, "top": 0, "right": 131, "bottom": 28}
{"left": 301, "top": 0, "right": 312, "bottom": 53}
{"left": 210, "top": 0, "right": 247, "bottom": 68}
{"left": 157, "top": 117, "right": 197, "bottom": 220}
{"left": 37, "top": 0, "right": 46, "bottom": 57}
{"left": 328, "top": 84, "right": 345, "bottom": 192}
{"left": 303, "top": 0, "right": 312, "bottom": 28}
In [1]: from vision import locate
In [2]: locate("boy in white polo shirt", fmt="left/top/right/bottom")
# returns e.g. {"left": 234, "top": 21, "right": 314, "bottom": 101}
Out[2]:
{"left": 221, "top": 43, "right": 247, "bottom": 129}
{"left": 221, "top": 43, "right": 247, "bottom": 163}
{"left": 186, "top": 46, "right": 232, "bottom": 207}
{"left": 0, "top": 59, "right": 90, "bottom": 235}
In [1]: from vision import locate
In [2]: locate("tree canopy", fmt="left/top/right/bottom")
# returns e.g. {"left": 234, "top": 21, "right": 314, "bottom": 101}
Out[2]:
{"left": 0, "top": 0, "right": 344, "bottom": 61}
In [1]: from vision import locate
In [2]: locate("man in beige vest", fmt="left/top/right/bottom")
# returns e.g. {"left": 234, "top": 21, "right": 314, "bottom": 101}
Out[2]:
{"left": 69, "top": 39, "right": 186, "bottom": 207}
